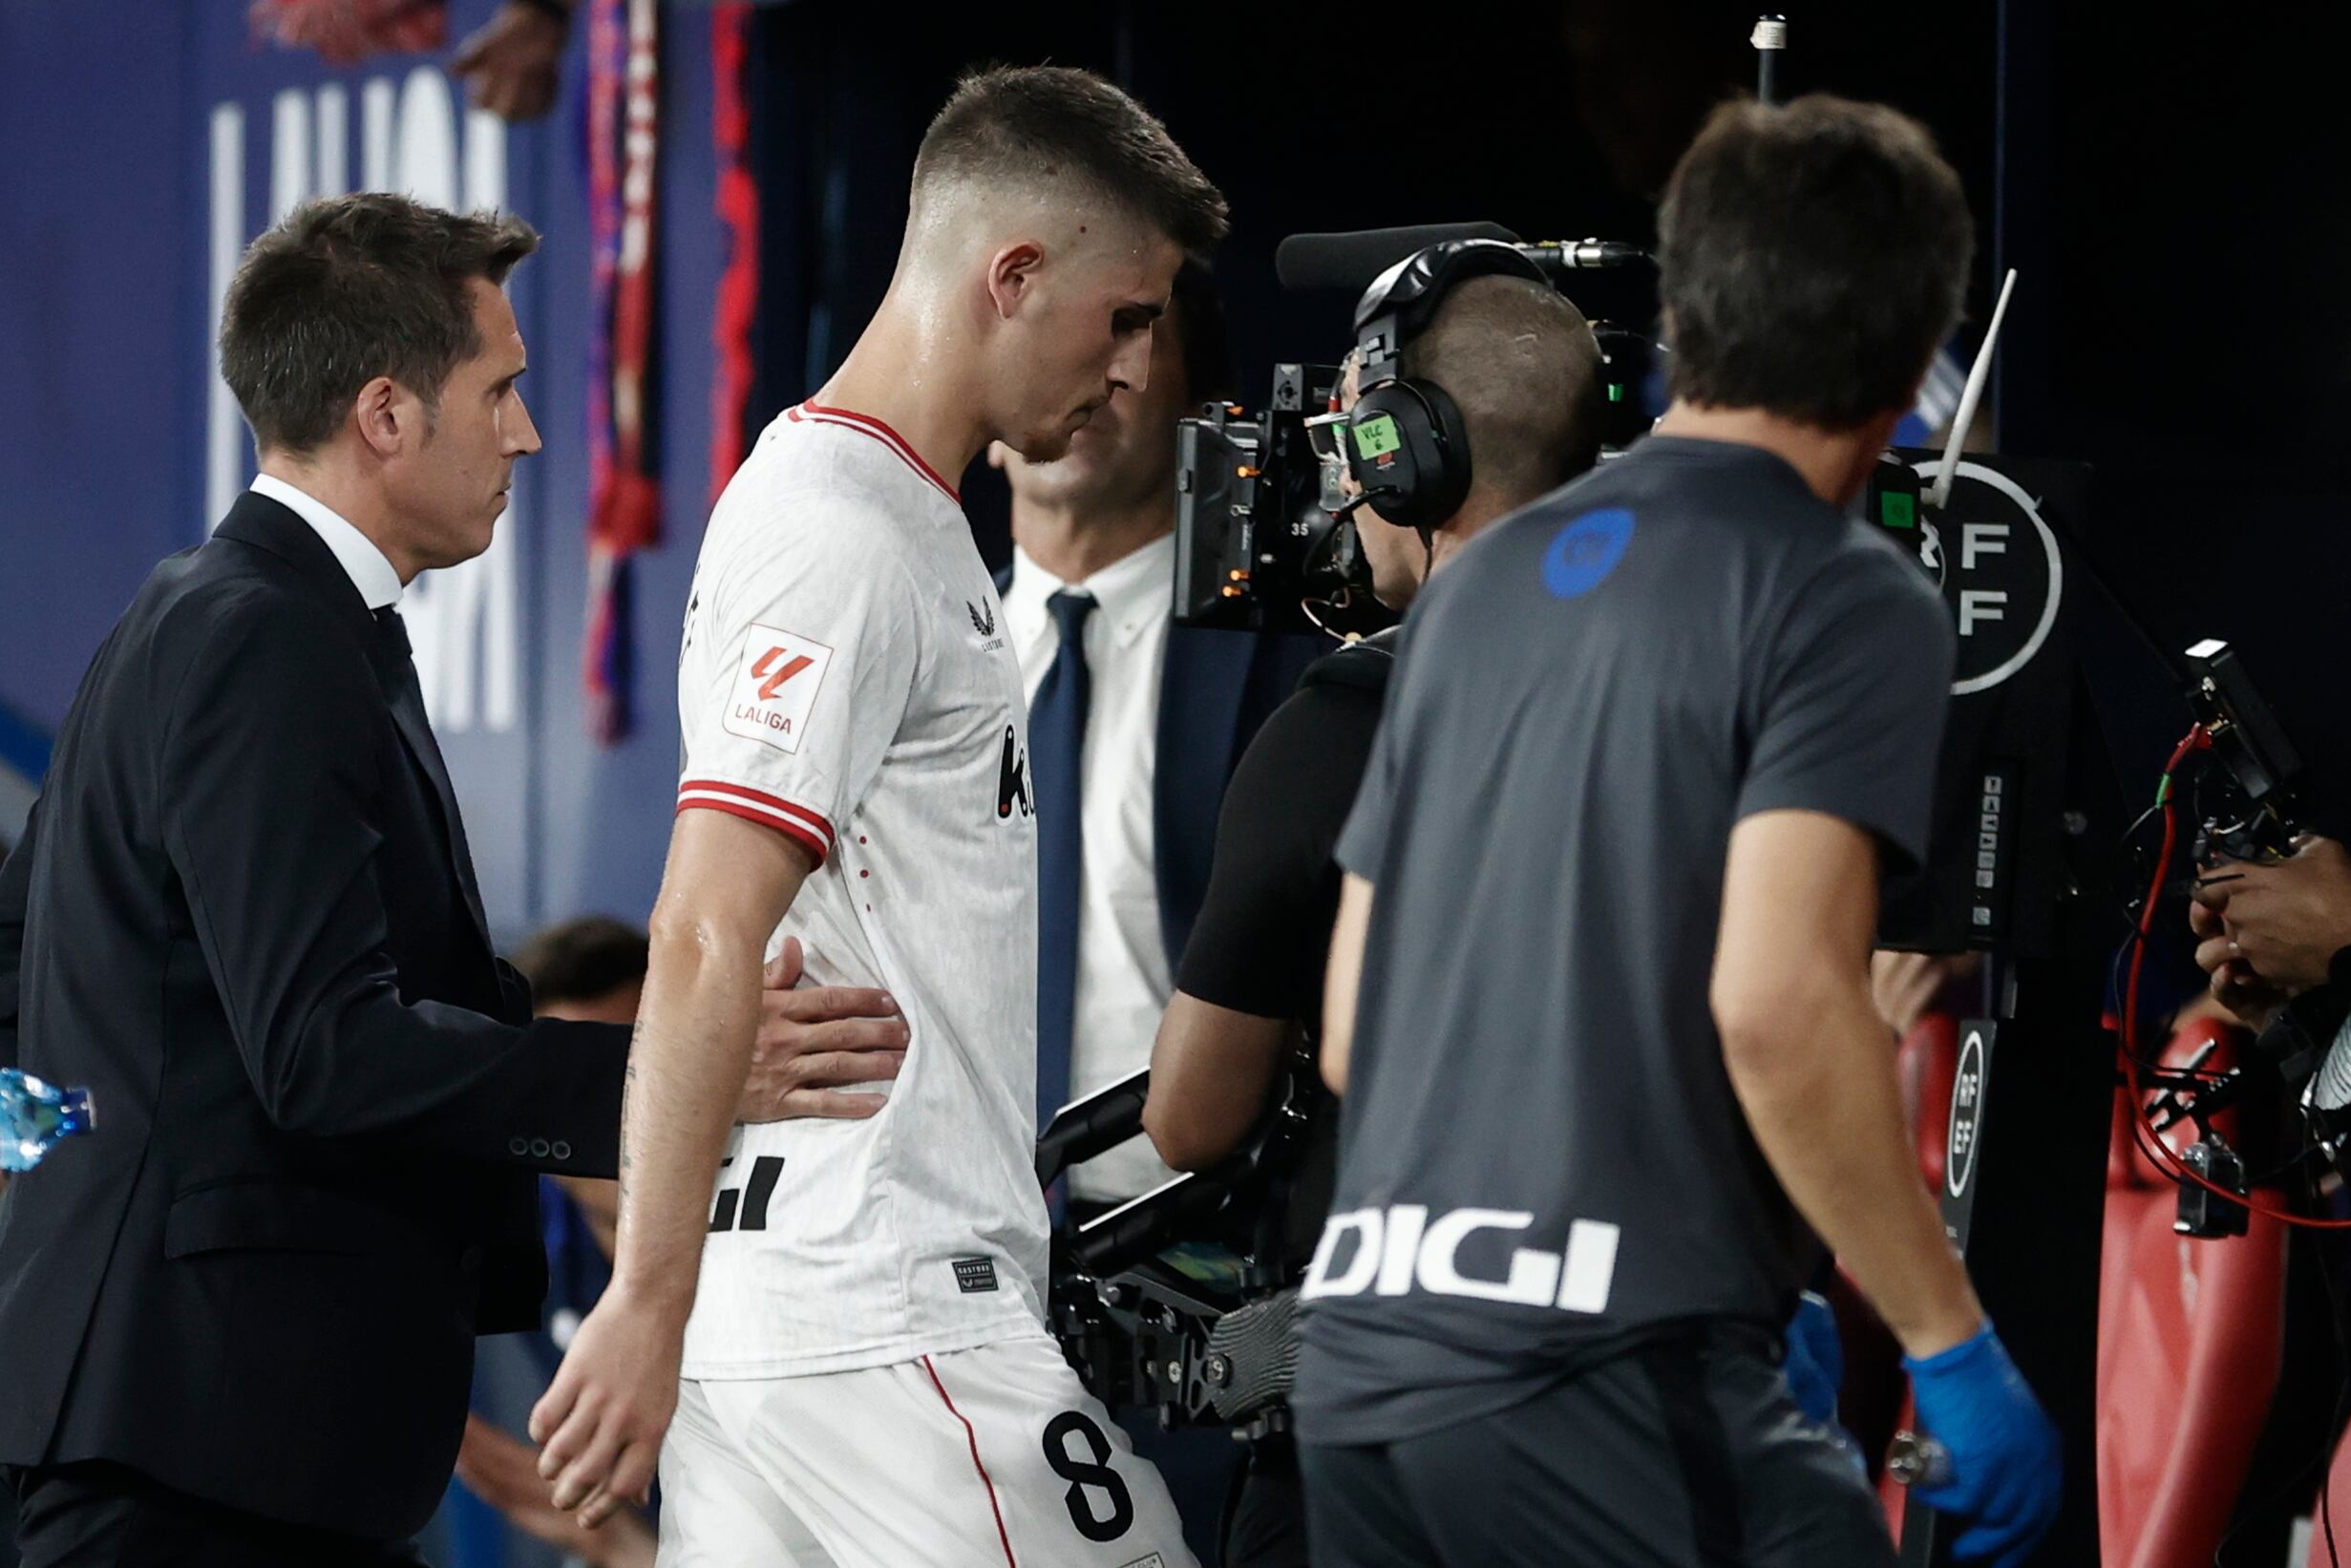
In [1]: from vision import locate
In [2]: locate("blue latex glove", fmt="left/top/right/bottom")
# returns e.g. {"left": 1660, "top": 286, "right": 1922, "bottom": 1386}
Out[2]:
{"left": 1902, "top": 1323, "right": 2063, "bottom": 1566}
{"left": 1782, "top": 1291, "right": 1845, "bottom": 1427}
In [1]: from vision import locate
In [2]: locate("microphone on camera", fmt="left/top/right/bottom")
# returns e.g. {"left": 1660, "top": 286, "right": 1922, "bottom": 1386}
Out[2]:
{"left": 1276, "top": 224, "right": 1650, "bottom": 293}
{"left": 1275, "top": 222, "right": 1521, "bottom": 291}
{"left": 1514, "top": 239, "right": 1653, "bottom": 274}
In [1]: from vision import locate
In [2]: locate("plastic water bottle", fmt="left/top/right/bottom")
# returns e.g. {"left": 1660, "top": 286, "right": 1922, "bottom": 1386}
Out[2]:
{"left": 1, "top": 1068, "right": 96, "bottom": 1173}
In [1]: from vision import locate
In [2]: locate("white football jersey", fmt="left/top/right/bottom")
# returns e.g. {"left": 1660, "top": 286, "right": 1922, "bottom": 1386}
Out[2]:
{"left": 674, "top": 402, "right": 1046, "bottom": 1379}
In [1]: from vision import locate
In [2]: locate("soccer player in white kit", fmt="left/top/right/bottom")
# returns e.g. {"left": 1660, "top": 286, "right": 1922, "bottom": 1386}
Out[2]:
{"left": 526, "top": 66, "right": 1228, "bottom": 1568}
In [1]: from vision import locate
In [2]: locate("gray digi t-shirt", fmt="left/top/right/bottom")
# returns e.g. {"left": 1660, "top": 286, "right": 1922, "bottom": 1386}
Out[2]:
{"left": 1292, "top": 434, "right": 1956, "bottom": 1446}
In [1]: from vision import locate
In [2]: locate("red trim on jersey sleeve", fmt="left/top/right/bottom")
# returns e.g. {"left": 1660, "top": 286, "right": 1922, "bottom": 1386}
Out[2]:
{"left": 675, "top": 779, "right": 836, "bottom": 866}
{"left": 791, "top": 400, "right": 963, "bottom": 505}
{"left": 675, "top": 796, "right": 830, "bottom": 867}
{"left": 921, "top": 1356, "right": 1019, "bottom": 1568}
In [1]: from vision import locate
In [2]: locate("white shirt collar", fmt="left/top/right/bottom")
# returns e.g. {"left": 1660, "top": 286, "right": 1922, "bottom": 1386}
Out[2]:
{"left": 249, "top": 474, "right": 404, "bottom": 611}
{"left": 1006, "top": 533, "right": 1175, "bottom": 646}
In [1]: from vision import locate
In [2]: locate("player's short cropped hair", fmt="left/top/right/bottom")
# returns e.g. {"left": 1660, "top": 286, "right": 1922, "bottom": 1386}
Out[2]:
{"left": 1657, "top": 94, "right": 1973, "bottom": 431}
{"left": 221, "top": 191, "right": 540, "bottom": 456}
{"left": 511, "top": 916, "right": 649, "bottom": 1010}
{"left": 913, "top": 65, "right": 1228, "bottom": 257}
{"left": 1402, "top": 275, "right": 1608, "bottom": 505}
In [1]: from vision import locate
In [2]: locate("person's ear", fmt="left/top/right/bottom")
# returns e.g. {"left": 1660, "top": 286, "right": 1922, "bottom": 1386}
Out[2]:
{"left": 984, "top": 241, "right": 1045, "bottom": 322}
{"left": 352, "top": 375, "right": 423, "bottom": 459}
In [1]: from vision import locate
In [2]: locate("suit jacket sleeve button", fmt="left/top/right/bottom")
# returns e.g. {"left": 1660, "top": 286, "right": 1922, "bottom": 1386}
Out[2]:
{"left": 509, "top": 1136, "right": 530, "bottom": 1156}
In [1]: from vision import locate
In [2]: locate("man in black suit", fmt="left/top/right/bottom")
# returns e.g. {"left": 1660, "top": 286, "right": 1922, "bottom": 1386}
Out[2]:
{"left": 0, "top": 193, "right": 890, "bottom": 1568}
{"left": 987, "top": 260, "right": 1321, "bottom": 1207}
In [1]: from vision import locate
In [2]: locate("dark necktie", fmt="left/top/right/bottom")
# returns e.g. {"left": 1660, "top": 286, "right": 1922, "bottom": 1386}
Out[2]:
{"left": 1030, "top": 589, "right": 1096, "bottom": 1127}
{"left": 373, "top": 606, "right": 491, "bottom": 945}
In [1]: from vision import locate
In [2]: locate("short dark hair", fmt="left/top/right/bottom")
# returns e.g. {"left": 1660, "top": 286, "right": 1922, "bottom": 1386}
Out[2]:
{"left": 220, "top": 192, "right": 540, "bottom": 456}
{"left": 1403, "top": 275, "right": 1608, "bottom": 505}
{"left": 1657, "top": 95, "right": 1974, "bottom": 430}
{"left": 511, "top": 916, "right": 648, "bottom": 1009}
{"left": 914, "top": 66, "right": 1228, "bottom": 256}
{"left": 1168, "top": 257, "right": 1235, "bottom": 408}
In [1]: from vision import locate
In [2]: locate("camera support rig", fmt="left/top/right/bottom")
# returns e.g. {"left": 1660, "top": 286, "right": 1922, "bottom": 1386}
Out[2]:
{"left": 1038, "top": 1059, "right": 1329, "bottom": 1441}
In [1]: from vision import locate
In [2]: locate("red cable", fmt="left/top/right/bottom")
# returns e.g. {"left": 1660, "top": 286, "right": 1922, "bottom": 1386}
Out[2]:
{"left": 2123, "top": 724, "right": 2351, "bottom": 1228}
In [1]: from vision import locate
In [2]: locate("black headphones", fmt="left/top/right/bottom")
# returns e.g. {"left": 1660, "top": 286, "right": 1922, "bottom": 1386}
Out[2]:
{"left": 1340, "top": 239, "right": 1550, "bottom": 534}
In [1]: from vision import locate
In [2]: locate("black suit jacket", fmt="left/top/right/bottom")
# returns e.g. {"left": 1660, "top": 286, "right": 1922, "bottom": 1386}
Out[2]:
{"left": 0, "top": 494, "right": 629, "bottom": 1542}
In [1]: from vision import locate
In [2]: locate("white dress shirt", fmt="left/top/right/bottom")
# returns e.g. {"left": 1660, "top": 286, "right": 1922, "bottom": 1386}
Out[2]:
{"left": 1004, "top": 533, "right": 1178, "bottom": 1203}
{"left": 249, "top": 474, "right": 403, "bottom": 612}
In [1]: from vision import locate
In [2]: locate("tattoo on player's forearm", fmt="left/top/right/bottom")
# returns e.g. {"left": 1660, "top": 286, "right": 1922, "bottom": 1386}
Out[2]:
{"left": 617, "top": 1049, "right": 642, "bottom": 1208}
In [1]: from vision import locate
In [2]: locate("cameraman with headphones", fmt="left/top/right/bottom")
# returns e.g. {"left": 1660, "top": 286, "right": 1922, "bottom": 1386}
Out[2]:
{"left": 1295, "top": 96, "right": 2062, "bottom": 1568}
{"left": 1144, "top": 258, "right": 1605, "bottom": 1172}
{"left": 1139, "top": 251, "right": 1608, "bottom": 1567}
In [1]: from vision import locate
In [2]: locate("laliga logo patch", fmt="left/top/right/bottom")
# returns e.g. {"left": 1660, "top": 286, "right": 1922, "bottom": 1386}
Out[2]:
{"left": 1542, "top": 507, "right": 1636, "bottom": 600}
{"left": 723, "top": 623, "right": 835, "bottom": 755}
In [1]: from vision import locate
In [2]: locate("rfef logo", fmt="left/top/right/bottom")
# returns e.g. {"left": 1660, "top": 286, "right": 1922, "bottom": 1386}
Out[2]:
{"left": 723, "top": 623, "right": 835, "bottom": 755}
{"left": 1945, "top": 1027, "right": 1987, "bottom": 1199}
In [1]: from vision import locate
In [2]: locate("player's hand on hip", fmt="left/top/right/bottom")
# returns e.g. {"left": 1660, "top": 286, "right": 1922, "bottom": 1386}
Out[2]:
{"left": 738, "top": 936, "right": 908, "bottom": 1122}
{"left": 1901, "top": 1322, "right": 2062, "bottom": 1566}
{"left": 529, "top": 1284, "right": 684, "bottom": 1528}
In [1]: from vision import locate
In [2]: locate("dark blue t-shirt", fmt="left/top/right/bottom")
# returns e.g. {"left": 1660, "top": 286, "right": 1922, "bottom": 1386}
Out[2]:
{"left": 1293, "top": 435, "right": 1954, "bottom": 1444}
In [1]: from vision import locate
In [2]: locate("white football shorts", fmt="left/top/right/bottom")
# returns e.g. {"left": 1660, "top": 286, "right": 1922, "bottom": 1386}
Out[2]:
{"left": 658, "top": 1333, "right": 1199, "bottom": 1568}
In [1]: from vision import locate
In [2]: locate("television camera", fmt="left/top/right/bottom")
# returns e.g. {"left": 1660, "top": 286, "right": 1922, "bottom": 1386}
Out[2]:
{"left": 1172, "top": 222, "right": 1655, "bottom": 638}
{"left": 2116, "top": 638, "right": 2351, "bottom": 1240}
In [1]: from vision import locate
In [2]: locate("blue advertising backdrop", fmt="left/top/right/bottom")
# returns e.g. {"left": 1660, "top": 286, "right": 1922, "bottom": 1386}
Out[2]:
{"left": 0, "top": 0, "right": 726, "bottom": 935}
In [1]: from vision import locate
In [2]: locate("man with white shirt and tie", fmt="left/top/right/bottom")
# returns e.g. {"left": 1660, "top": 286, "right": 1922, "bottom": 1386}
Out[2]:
{"left": 990, "top": 258, "right": 1322, "bottom": 1554}
{"left": 992, "top": 259, "right": 1321, "bottom": 1212}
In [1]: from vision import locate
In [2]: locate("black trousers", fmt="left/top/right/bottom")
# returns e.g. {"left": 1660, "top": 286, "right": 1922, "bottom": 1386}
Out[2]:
{"left": 1299, "top": 1329, "right": 1894, "bottom": 1568}
{"left": 1222, "top": 1435, "right": 1309, "bottom": 1568}
{"left": 7, "top": 1463, "right": 425, "bottom": 1568}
